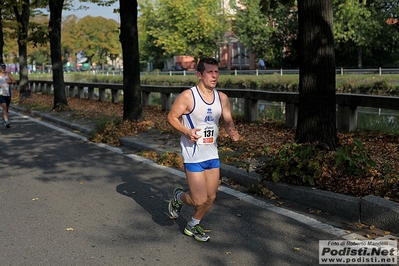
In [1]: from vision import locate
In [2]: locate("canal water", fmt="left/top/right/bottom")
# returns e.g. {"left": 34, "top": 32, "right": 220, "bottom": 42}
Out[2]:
{"left": 230, "top": 99, "right": 399, "bottom": 134}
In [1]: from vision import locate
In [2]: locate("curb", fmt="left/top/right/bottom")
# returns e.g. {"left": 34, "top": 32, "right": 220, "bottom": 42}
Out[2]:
{"left": 12, "top": 105, "right": 399, "bottom": 233}
{"left": 11, "top": 106, "right": 92, "bottom": 134}
{"left": 121, "top": 136, "right": 399, "bottom": 233}
{"left": 32, "top": 110, "right": 93, "bottom": 134}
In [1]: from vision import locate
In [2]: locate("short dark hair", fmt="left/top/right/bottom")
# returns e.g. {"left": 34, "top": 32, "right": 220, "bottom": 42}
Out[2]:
{"left": 197, "top": 57, "right": 218, "bottom": 74}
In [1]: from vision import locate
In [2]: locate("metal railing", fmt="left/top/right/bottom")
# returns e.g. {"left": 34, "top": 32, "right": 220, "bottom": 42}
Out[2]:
{"left": 29, "top": 67, "right": 399, "bottom": 77}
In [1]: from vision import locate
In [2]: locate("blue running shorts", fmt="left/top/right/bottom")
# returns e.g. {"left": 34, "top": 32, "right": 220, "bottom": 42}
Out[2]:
{"left": 0, "top": 95, "right": 11, "bottom": 106}
{"left": 184, "top": 159, "right": 220, "bottom": 172}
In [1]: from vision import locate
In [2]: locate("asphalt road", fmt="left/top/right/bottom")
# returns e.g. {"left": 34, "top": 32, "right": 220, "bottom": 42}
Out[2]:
{"left": 0, "top": 111, "right": 352, "bottom": 266}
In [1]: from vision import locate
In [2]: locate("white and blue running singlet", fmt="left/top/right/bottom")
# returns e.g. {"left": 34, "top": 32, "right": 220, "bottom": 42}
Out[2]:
{"left": 180, "top": 86, "right": 222, "bottom": 163}
{"left": 0, "top": 73, "right": 11, "bottom": 96}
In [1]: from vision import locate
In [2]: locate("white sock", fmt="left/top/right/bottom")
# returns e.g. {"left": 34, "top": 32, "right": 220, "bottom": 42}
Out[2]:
{"left": 188, "top": 217, "right": 200, "bottom": 228}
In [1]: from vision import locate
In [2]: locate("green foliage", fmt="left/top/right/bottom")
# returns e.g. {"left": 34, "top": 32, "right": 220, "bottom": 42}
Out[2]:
{"left": 263, "top": 138, "right": 380, "bottom": 186}
{"left": 231, "top": 0, "right": 274, "bottom": 57}
{"left": 138, "top": 0, "right": 165, "bottom": 67}
{"left": 334, "top": 138, "right": 376, "bottom": 176}
{"left": 334, "top": 0, "right": 377, "bottom": 47}
{"left": 140, "top": 0, "right": 227, "bottom": 58}
{"left": 333, "top": 0, "right": 399, "bottom": 67}
{"left": 263, "top": 143, "right": 325, "bottom": 185}
{"left": 380, "top": 161, "right": 399, "bottom": 180}
{"left": 60, "top": 14, "right": 120, "bottom": 67}
{"left": 231, "top": 0, "right": 298, "bottom": 67}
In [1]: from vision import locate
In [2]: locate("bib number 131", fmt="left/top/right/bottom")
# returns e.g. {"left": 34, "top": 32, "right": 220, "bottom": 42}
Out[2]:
{"left": 197, "top": 125, "right": 216, "bottom": 144}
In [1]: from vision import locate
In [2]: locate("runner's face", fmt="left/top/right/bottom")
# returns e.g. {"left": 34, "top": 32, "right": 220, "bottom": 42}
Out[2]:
{"left": 198, "top": 63, "right": 219, "bottom": 90}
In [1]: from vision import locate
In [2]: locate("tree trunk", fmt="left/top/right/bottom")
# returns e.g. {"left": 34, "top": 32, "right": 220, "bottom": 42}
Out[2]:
{"left": 0, "top": 10, "right": 4, "bottom": 63}
{"left": 14, "top": 0, "right": 31, "bottom": 100}
{"left": 295, "top": 0, "right": 338, "bottom": 150}
{"left": 119, "top": 0, "right": 143, "bottom": 121}
{"left": 49, "top": 0, "right": 68, "bottom": 110}
{"left": 357, "top": 46, "right": 362, "bottom": 68}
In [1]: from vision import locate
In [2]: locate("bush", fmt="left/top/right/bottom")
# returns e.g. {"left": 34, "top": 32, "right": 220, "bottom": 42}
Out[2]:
{"left": 334, "top": 138, "right": 376, "bottom": 176}
{"left": 262, "top": 143, "right": 325, "bottom": 185}
{"left": 262, "top": 138, "right": 378, "bottom": 186}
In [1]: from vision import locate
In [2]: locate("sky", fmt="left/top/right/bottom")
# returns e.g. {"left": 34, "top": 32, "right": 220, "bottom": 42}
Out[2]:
{"left": 60, "top": 1, "right": 120, "bottom": 22}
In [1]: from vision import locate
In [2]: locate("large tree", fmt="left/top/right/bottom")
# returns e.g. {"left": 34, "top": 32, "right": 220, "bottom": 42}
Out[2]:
{"left": 1, "top": 3, "right": 18, "bottom": 64}
{"left": 61, "top": 14, "right": 81, "bottom": 69}
{"left": 28, "top": 14, "right": 51, "bottom": 71}
{"left": 295, "top": 0, "right": 338, "bottom": 150}
{"left": 73, "top": 15, "right": 120, "bottom": 67}
{"left": 13, "top": 0, "right": 31, "bottom": 100}
{"left": 232, "top": 0, "right": 299, "bottom": 67}
{"left": 258, "top": 0, "right": 338, "bottom": 149}
{"left": 0, "top": 8, "right": 3, "bottom": 63}
{"left": 333, "top": 0, "right": 381, "bottom": 68}
{"left": 145, "top": 0, "right": 227, "bottom": 58}
{"left": 119, "top": 0, "right": 142, "bottom": 121}
{"left": 49, "top": 0, "right": 68, "bottom": 110}
{"left": 231, "top": 0, "right": 274, "bottom": 60}
{"left": 138, "top": 0, "right": 165, "bottom": 69}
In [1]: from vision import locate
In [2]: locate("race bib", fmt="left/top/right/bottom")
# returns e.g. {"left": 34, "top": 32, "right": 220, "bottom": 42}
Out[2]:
{"left": 0, "top": 83, "right": 9, "bottom": 96}
{"left": 196, "top": 124, "right": 217, "bottom": 145}
{"left": 0, "top": 88, "right": 8, "bottom": 96}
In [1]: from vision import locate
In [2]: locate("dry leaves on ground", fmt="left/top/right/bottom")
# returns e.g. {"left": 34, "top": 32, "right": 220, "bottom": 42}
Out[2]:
{"left": 13, "top": 91, "right": 399, "bottom": 202}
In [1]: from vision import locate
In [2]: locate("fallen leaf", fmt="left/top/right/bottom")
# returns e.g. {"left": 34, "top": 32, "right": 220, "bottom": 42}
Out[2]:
{"left": 354, "top": 222, "right": 365, "bottom": 229}
{"left": 294, "top": 247, "right": 301, "bottom": 251}
{"left": 66, "top": 228, "right": 74, "bottom": 231}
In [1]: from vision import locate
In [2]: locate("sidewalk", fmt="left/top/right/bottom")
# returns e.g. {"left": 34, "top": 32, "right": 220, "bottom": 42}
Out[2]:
{"left": 10, "top": 104, "right": 399, "bottom": 234}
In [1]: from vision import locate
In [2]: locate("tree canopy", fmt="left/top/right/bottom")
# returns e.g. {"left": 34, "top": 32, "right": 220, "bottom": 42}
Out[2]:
{"left": 65, "top": 15, "right": 120, "bottom": 67}
{"left": 139, "top": 0, "right": 227, "bottom": 59}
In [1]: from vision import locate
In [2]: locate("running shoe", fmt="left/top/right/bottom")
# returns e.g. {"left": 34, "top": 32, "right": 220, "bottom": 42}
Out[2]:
{"left": 168, "top": 186, "right": 184, "bottom": 219}
{"left": 184, "top": 224, "right": 210, "bottom": 242}
{"left": 4, "top": 120, "right": 10, "bottom": 128}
